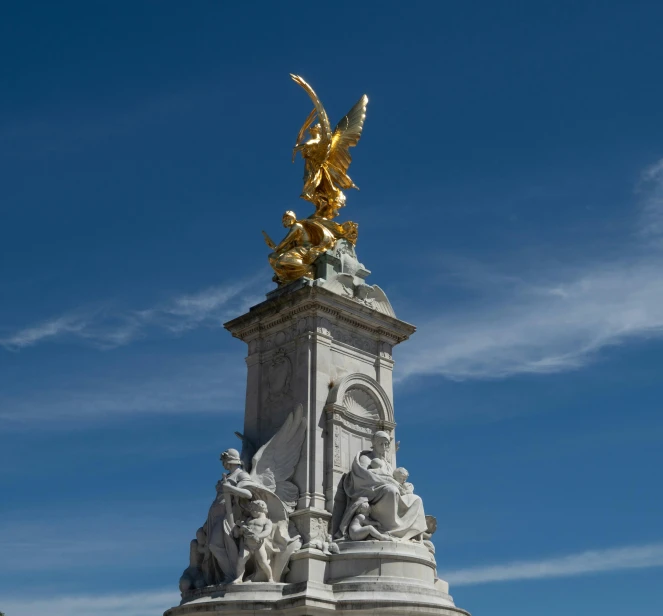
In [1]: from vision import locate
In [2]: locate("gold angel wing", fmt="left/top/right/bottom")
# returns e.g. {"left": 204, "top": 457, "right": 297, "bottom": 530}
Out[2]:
{"left": 290, "top": 74, "right": 332, "bottom": 159}
{"left": 327, "top": 95, "right": 368, "bottom": 190}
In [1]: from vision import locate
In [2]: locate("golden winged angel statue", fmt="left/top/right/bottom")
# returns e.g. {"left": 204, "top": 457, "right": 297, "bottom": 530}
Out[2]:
{"left": 263, "top": 75, "right": 367, "bottom": 285}
{"left": 290, "top": 74, "right": 368, "bottom": 219}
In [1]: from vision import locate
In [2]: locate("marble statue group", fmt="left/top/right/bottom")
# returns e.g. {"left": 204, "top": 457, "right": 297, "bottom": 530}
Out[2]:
{"left": 334, "top": 431, "right": 429, "bottom": 542}
{"left": 180, "top": 416, "right": 435, "bottom": 590}
{"left": 180, "top": 406, "right": 306, "bottom": 589}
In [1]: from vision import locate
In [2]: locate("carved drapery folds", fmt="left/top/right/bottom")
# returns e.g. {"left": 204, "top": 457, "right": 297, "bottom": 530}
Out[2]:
{"left": 333, "top": 431, "right": 428, "bottom": 543}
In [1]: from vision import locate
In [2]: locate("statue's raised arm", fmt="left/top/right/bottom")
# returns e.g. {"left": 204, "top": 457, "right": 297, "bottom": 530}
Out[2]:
{"left": 291, "top": 75, "right": 332, "bottom": 163}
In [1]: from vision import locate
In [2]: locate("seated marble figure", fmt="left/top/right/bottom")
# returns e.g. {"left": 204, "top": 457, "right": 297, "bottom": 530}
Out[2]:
{"left": 335, "top": 431, "right": 427, "bottom": 542}
{"left": 179, "top": 528, "right": 208, "bottom": 592}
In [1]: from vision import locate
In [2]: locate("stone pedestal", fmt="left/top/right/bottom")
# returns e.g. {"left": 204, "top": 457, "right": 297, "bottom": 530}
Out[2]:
{"left": 164, "top": 251, "right": 470, "bottom": 615}
{"left": 166, "top": 580, "right": 467, "bottom": 616}
{"left": 167, "top": 542, "right": 467, "bottom": 616}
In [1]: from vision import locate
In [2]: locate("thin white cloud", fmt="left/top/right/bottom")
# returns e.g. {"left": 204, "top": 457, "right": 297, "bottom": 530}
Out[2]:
{"left": 637, "top": 158, "right": 663, "bottom": 242}
{"left": 1, "top": 589, "right": 179, "bottom": 616}
{"left": 0, "top": 514, "right": 188, "bottom": 614}
{"left": 441, "top": 542, "right": 663, "bottom": 586}
{"left": 0, "top": 510, "right": 195, "bottom": 572}
{"left": 0, "top": 278, "right": 265, "bottom": 352}
{"left": 399, "top": 259, "right": 663, "bottom": 380}
{"left": 399, "top": 158, "right": 663, "bottom": 381}
{"left": 5, "top": 160, "right": 663, "bottom": 384}
{"left": 0, "top": 353, "right": 244, "bottom": 426}
{"left": 0, "top": 313, "right": 91, "bottom": 349}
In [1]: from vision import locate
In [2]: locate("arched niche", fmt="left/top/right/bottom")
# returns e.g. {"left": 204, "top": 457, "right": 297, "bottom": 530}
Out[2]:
{"left": 326, "top": 372, "right": 395, "bottom": 425}
{"left": 324, "top": 373, "right": 397, "bottom": 501}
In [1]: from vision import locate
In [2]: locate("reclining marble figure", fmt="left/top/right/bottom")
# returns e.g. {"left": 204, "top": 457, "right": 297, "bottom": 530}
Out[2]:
{"left": 347, "top": 497, "right": 394, "bottom": 541}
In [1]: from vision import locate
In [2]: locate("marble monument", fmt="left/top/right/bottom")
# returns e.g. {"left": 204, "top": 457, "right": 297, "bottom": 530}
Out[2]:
{"left": 164, "top": 75, "right": 470, "bottom": 616}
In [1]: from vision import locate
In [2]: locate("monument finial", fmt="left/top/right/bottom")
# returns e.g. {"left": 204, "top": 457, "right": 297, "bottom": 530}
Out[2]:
{"left": 262, "top": 75, "right": 366, "bottom": 285}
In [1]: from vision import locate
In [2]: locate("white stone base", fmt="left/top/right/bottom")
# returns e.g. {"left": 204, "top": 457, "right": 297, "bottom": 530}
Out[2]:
{"left": 326, "top": 540, "right": 438, "bottom": 585}
{"left": 165, "top": 542, "right": 469, "bottom": 616}
{"left": 165, "top": 580, "right": 468, "bottom": 616}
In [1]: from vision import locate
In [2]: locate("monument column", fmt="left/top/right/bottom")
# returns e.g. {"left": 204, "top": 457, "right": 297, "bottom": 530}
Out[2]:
{"left": 224, "top": 278, "right": 415, "bottom": 542}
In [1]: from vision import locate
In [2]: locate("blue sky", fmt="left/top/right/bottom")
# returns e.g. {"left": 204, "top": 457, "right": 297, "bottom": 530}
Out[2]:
{"left": 1, "top": 1, "right": 662, "bottom": 614}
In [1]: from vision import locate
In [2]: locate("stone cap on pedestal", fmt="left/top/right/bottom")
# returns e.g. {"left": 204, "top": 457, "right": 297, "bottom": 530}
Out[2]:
{"left": 224, "top": 281, "right": 416, "bottom": 350}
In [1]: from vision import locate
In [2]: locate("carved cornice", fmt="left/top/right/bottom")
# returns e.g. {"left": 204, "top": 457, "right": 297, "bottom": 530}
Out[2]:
{"left": 224, "top": 285, "right": 415, "bottom": 347}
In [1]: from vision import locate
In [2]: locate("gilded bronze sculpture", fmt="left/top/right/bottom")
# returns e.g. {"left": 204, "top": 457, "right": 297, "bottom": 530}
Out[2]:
{"left": 263, "top": 211, "right": 335, "bottom": 284}
{"left": 264, "top": 75, "right": 367, "bottom": 284}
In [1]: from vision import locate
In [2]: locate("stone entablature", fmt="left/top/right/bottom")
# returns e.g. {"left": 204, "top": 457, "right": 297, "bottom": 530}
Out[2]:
{"left": 224, "top": 283, "right": 415, "bottom": 354}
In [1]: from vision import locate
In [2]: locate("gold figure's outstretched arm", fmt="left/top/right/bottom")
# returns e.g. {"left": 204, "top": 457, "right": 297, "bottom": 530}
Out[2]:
{"left": 262, "top": 230, "right": 276, "bottom": 250}
{"left": 290, "top": 74, "right": 332, "bottom": 159}
{"left": 292, "top": 107, "right": 317, "bottom": 162}
{"left": 327, "top": 94, "right": 369, "bottom": 190}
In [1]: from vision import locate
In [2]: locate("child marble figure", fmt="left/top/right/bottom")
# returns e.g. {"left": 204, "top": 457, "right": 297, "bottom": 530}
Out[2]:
{"left": 233, "top": 500, "right": 274, "bottom": 583}
{"left": 348, "top": 498, "right": 393, "bottom": 541}
{"left": 368, "top": 457, "right": 389, "bottom": 475}
{"left": 178, "top": 528, "right": 207, "bottom": 591}
{"left": 393, "top": 467, "right": 415, "bottom": 495}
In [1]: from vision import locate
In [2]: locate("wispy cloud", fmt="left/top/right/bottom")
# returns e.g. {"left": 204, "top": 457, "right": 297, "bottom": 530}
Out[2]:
{"left": 0, "top": 513, "right": 188, "bottom": 613}
{"left": 0, "top": 313, "right": 92, "bottom": 349}
{"left": 0, "top": 353, "right": 244, "bottom": 427}
{"left": 0, "top": 507, "right": 197, "bottom": 572}
{"left": 441, "top": 542, "right": 663, "bottom": 586}
{"left": 400, "top": 259, "right": 663, "bottom": 380}
{"left": 1, "top": 589, "right": 179, "bottom": 616}
{"left": 4, "top": 546, "right": 661, "bottom": 614}
{"left": 399, "top": 158, "right": 663, "bottom": 381}
{"left": 5, "top": 161, "right": 663, "bottom": 384}
{"left": 637, "top": 158, "right": 663, "bottom": 242}
{"left": 0, "top": 278, "right": 265, "bottom": 352}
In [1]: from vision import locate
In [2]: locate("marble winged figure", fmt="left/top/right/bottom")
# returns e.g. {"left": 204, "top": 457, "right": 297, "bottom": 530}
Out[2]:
{"left": 184, "top": 405, "right": 307, "bottom": 587}
{"left": 291, "top": 74, "right": 368, "bottom": 219}
{"left": 241, "top": 403, "right": 307, "bottom": 511}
